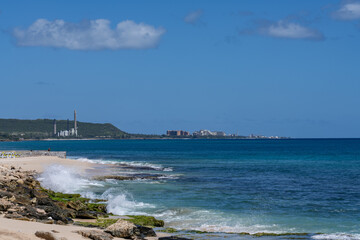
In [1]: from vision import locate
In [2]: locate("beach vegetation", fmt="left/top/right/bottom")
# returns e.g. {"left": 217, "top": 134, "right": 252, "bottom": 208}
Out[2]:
{"left": 75, "top": 218, "right": 118, "bottom": 228}
{"left": 125, "top": 215, "right": 165, "bottom": 227}
{"left": 42, "top": 188, "right": 107, "bottom": 214}
{"left": 158, "top": 228, "right": 179, "bottom": 233}
{"left": 186, "top": 230, "right": 211, "bottom": 234}
{"left": 252, "top": 232, "right": 308, "bottom": 237}
{"left": 75, "top": 216, "right": 165, "bottom": 229}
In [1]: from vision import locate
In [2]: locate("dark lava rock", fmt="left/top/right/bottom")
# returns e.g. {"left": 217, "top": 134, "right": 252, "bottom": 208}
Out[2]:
{"left": 0, "top": 198, "right": 12, "bottom": 211}
{"left": 35, "top": 231, "right": 67, "bottom": 240}
{"left": 76, "top": 211, "right": 99, "bottom": 219}
{"left": 138, "top": 226, "right": 156, "bottom": 237}
{"left": 75, "top": 230, "right": 114, "bottom": 240}
{"left": 159, "top": 237, "right": 192, "bottom": 240}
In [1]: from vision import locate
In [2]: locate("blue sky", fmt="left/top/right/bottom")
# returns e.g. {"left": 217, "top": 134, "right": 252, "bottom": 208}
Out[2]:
{"left": 1, "top": 0, "right": 360, "bottom": 138}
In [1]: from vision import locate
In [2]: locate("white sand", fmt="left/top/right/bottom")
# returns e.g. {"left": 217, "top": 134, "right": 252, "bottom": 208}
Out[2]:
{"left": 0, "top": 216, "right": 99, "bottom": 239}
{"left": 0, "top": 217, "right": 169, "bottom": 240}
{"left": 0, "top": 156, "right": 95, "bottom": 173}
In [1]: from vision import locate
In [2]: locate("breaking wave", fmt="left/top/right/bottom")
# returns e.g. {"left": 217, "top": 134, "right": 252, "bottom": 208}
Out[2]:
{"left": 38, "top": 164, "right": 359, "bottom": 239}
{"left": 312, "top": 234, "right": 360, "bottom": 240}
{"left": 72, "top": 157, "right": 173, "bottom": 171}
{"left": 36, "top": 166, "right": 359, "bottom": 239}
{"left": 101, "top": 188, "right": 156, "bottom": 215}
{"left": 38, "top": 165, "right": 156, "bottom": 216}
{"left": 38, "top": 164, "right": 103, "bottom": 193}
{"left": 153, "top": 208, "right": 283, "bottom": 234}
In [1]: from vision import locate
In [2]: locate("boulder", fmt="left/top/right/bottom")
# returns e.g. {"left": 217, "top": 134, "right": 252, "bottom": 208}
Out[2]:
{"left": 36, "top": 208, "right": 47, "bottom": 214}
{"left": 35, "top": 231, "right": 67, "bottom": 240}
{"left": 105, "top": 219, "right": 142, "bottom": 239}
{"left": 0, "top": 190, "right": 13, "bottom": 198}
{"left": 138, "top": 226, "right": 156, "bottom": 237}
{"left": 67, "top": 200, "right": 86, "bottom": 211}
{"left": 7, "top": 208, "right": 17, "bottom": 213}
{"left": 75, "top": 211, "right": 98, "bottom": 219}
{"left": 0, "top": 198, "right": 12, "bottom": 211}
{"left": 5, "top": 212, "right": 31, "bottom": 221}
{"left": 8, "top": 176, "right": 18, "bottom": 181}
{"left": 105, "top": 219, "right": 156, "bottom": 240}
{"left": 75, "top": 230, "right": 114, "bottom": 240}
{"left": 16, "top": 179, "right": 24, "bottom": 185}
{"left": 17, "top": 205, "right": 48, "bottom": 220}
{"left": 9, "top": 195, "right": 16, "bottom": 202}
{"left": 38, "top": 219, "right": 55, "bottom": 224}
{"left": 48, "top": 210, "right": 74, "bottom": 224}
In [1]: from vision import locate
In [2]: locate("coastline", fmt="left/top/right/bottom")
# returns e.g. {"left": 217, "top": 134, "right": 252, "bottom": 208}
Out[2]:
{"left": 0, "top": 156, "right": 174, "bottom": 240}
{"left": 0, "top": 136, "right": 291, "bottom": 142}
{"left": 1, "top": 144, "right": 358, "bottom": 240}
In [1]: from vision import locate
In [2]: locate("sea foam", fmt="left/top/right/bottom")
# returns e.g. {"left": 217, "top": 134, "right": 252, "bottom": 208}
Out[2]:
{"left": 153, "top": 208, "right": 282, "bottom": 234}
{"left": 73, "top": 157, "right": 173, "bottom": 172}
{"left": 38, "top": 165, "right": 154, "bottom": 216}
{"left": 102, "top": 188, "right": 155, "bottom": 215}
{"left": 38, "top": 164, "right": 103, "bottom": 193}
{"left": 312, "top": 234, "right": 360, "bottom": 240}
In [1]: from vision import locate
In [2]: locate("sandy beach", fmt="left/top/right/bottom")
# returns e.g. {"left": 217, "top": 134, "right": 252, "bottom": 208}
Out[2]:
{"left": 0, "top": 217, "right": 169, "bottom": 240}
{"left": 0, "top": 217, "right": 109, "bottom": 240}
{"left": 0, "top": 156, "right": 96, "bottom": 173}
{"left": 0, "top": 156, "right": 172, "bottom": 240}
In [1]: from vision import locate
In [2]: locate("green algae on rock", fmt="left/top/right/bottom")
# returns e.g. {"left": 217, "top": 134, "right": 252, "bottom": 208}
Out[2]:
{"left": 75, "top": 218, "right": 118, "bottom": 229}
{"left": 125, "top": 215, "right": 165, "bottom": 227}
{"left": 158, "top": 228, "right": 180, "bottom": 233}
{"left": 41, "top": 188, "right": 107, "bottom": 217}
{"left": 252, "top": 232, "right": 309, "bottom": 237}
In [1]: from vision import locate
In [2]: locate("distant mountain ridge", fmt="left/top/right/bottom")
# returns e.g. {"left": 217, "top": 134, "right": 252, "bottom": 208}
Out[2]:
{"left": 0, "top": 118, "right": 128, "bottom": 139}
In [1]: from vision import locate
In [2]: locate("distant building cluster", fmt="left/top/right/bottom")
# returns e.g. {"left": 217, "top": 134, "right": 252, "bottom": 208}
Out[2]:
{"left": 53, "top": 110, "right": 78, "bottom": 137}
{"left": 166, "top": 129, "right": 226, "bottom": 137}
{"left": 166, "top": 130, "right": 190, "bottom": 136}
{"left": 193, "top": 130, "right": 226, "bottom": 137}
{"left": 166, "top": 129, "right": 287, "bottom": 139}
{"left": 248, "top": 134, "right": 282, "bottom": 139}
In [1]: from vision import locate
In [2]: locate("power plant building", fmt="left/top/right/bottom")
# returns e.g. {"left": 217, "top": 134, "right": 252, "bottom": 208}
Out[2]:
{"left": 54, "top": 110, "right": 78, "bottom": 137}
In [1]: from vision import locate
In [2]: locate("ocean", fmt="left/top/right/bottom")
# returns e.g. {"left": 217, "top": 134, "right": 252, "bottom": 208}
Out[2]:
{"left": 1, "top": 139, "right": 359, "bottom": 239}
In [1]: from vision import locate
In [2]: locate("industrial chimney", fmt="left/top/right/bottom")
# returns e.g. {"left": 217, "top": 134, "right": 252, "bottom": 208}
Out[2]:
{"left": 53, "top": 119, "right": 56, "bottom": 136}
{"left": 74, "top": 110, "right": 78, "bottom": 137}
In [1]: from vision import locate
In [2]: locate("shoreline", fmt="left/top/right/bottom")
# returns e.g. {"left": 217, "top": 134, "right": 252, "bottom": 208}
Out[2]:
{"left": 0, "top": 137, "right": 292, "bottom": 142}
{"left": 0, "top": 155, "right": 351, "bottom": 240}
{"left": 0, "top": 156, "right": 176, "bottom": 240}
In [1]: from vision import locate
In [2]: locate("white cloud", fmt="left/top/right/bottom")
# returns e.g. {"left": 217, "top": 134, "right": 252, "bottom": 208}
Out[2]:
{"left": 333, "top": 1, "right": 360, "bottom": 20}
{"left": 259, "top": 21, "right": 324, "bottom": 40}
{"left": 13, "top": 19, "right": 166, "bottom": 50}
{"left": 184, "top": 10, "right": 203, "bottom": 24}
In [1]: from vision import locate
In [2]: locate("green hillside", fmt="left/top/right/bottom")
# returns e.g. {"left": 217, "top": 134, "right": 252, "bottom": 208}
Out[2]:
{"left": 0, "top": 119, "right": 129, "bottom": 139}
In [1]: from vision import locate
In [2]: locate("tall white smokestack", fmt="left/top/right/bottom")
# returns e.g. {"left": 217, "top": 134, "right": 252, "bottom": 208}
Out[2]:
{"left": 74, "top": 110, "right": 77, "bottom": 137}
{"left": 53, "top": 119, "right": 56, "bottom": 135}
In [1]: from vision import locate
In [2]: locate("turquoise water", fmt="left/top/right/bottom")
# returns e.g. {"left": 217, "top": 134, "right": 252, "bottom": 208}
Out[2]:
{"left": 1, "top": 139, "right": 360, "bottom": 239}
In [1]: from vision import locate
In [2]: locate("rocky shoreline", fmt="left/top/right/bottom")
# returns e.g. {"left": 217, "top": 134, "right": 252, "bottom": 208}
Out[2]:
{"left": 0, "top": 158, "right": 317, "bottom": 240}
{"left": 0, "top": 164, "right": 189, "bottom": 240}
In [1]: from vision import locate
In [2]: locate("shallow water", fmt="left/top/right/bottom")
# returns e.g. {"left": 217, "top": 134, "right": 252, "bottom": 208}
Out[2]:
{"left": 1, "top": 139, "right": 360, "bottom": 239}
